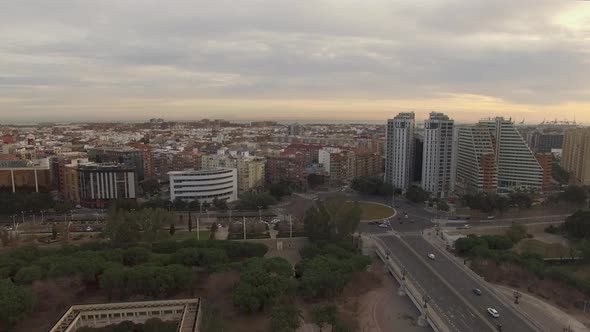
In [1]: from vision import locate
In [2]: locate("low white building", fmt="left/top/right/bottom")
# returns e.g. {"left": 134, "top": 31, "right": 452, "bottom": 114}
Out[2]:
{"left": 168, "top": 168, "right": 238, "bottom": 203}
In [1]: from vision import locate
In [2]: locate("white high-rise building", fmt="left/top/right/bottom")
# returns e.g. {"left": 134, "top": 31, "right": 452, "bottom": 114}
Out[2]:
{"left": 168, "top": 168, "right": 238, "bottom": 203}
{"left": 385, "top": 112, "right": 415, "bottom": 191}
{"left": 422, "top": 112, "right": 454, "bottom": 198}
{"left": 479, "top": 117, "right": 543, "bottom": 192}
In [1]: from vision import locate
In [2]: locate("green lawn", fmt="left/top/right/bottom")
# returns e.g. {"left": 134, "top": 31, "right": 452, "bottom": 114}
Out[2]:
{"left": 345, "top": 201, "right": 395, "bottom": 221}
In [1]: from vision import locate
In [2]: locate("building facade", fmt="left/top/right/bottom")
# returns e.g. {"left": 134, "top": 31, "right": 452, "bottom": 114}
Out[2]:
{"left": 479, "top": 117, "right": 543, "bottom": 192}
{"left": 79, "top": 163, "right": 138, "bottom": 208}
{"left": 561, "top": 127, "right": 590, "bottom": 185}
{"left": 88, "top": 147, "right": 144, "bottom": 181}
{"left": 385, "top": 112, "right": 415, "bottom": 191}
{"left": 0, "top": 158, "right": 51, "bottom": 193}
{"left": 168, "top": 168, "right": 238, "bottom": 203}
{"left": 454, "top": 125, "right": 498, "bottom": 194}
{"left": 265, "top": 153, "right": 306, "bottom": 186}
{"left": 422, "top": 112, "right": 454, "bottom": 198}
{"left": 353, "top": 150, "right": 383, "bottom": 178}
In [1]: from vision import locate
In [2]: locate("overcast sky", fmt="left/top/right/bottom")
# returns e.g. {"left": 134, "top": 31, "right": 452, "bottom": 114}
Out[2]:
{"left": 1, "top": 0, "right": 589, "bottom": 124}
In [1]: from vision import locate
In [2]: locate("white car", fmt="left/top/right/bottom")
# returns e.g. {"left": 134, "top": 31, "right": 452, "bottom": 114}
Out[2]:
{"left": 378, "top": 223, "right": 389, "bottom": 228}
{"left": 427, "top": 253, "right": 435, "bottom": 260}
{"left": 487, "top": 308, "right": 500, "bottom": 318}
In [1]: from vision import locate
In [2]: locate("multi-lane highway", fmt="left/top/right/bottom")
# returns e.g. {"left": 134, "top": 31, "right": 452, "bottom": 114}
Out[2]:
{"left": 401, "top": 234, "right": 539, "bottom": 332}
{"left": 378, "top": 235, "right": 494, "bottom": 331}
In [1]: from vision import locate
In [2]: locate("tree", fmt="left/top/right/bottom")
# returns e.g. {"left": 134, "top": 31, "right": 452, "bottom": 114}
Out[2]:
{"left": 188, "top": 199, "right": 201, "bottom": 211}
{"left": 561, "top": 186, "right": 588, "bottom": 205}
{"left": 103, "top": 210, "right": 141, "bottom": 245}
{"left": 169, "top": 223, "right": 176, "bottom": 236}
{"left": 51, "top": 224, "right": 58, "bottom": 240}
{"left": 188, "top": 212, "right": 193, "bottom": 232}
{"left": 269, "top": 181, "right": 293, "bottom": 199}
{"left": 53, "top": 200, "right": 74, "bottom": 214}
{"left": 232, "top": 257, "right": 296, "bottom": 312}
{"left": 405, "top": 186, "right": 429, "bottom": 203}
{"left": 350, "top": 176, "right": 392, "bottom": 196}
{"left": 505, "top": 223, "right": 527, "bottom": 243}
{"left": 307, "top": 174, "right": 325, "bottom": 189}
{"left": 212, "top": 197, "right": 228, "bottom": 210}
{"left": 236, "top": 192, "right": 277, "bottom": 210}
{"left": 271, "top": 304, "right": 302, "bottom": 332}
{"left": 437, "top": 200, "right": 449, "bottom": 212}
{"left": 563, "top": 210, "right": 590, "bottom": 239}
{"left": 140, "top": 178, "right": 161, "bottom": 196}
{"left": 14, "top": 265, "right": 45, "bottom": 284}
{"left": 0, "top": 279, "right": 35, "bottom": 328}
{"left": 311, "top": 303, "right": 338, "bottom": 332}
{"left": 508, "top": 192, "right": 533, "bottom": 209}
{"left": 304, "top": 196, "right": 361, "bottom": 241}
{"left": 137, "top": 208, "right": 169, "bottom": 242}
{"left": 172, "top": 197, "right": 187, "bottom": 211}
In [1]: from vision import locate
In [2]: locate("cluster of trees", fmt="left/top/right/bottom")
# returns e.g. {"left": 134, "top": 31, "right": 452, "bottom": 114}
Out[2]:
{"left": 461, "top": 191, "right": 535, "bottom": 213}
{"left": 455, "top": 224, "right": 528, "bottom": 255}
{"left": 0, "top": 192, "right": 61, "bottom": 215}
{"left": 296, "top": 242, "right": 371, "bottom": 299}
{"left": 559, "top": 186, "right": 589, "bottom": 205}
{"left": 232, "top": 257, "right": 297, "bottom": 312}
{"left": 563, "top": 210, "right": 590, "bottom": 240}
{"left": 310, "top": 303, "right": 352, "bottom": 332}
{"left": 0, "top": 240, "right": 268, "bottom": 328}
{"left": 303, "top": 196, "right": 361, "bottom": 242}
{"left": 454, "top": 223, "right": 590, "bottom": 298}
{"left": 405, "top": 186, "right": 430, "bottom": 204}
{"left": 350, "top": 176, "right": 394, "bottom": 196}
{"left": 236, "top": 192, "right": 278, "bottom": 210}
{"left": 77, "top": 318, "right": 177, "bottom": 332}
{"left": 103, "top": 208, "right": 171, "bottom": 244}
{"left": 0, "top": 279, "right": 35, "bottom": 329}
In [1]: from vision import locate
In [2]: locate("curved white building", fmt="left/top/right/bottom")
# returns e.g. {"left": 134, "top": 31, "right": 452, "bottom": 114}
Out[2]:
{"left": 168, "top": 168, "right": 238, "bottom": 203}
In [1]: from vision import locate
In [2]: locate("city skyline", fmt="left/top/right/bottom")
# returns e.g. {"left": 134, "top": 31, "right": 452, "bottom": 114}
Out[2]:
{"left": 1, "top": 1, "right": 590, "bottom": 124}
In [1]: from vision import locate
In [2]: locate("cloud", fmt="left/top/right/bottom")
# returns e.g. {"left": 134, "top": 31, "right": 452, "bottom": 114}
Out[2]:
{"left": 0, "top": 0, "right": 589, "bottom": 122}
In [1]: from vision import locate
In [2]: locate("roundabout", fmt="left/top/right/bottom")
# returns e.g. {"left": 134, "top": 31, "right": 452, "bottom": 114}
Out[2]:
{"left": 345, "top": 201, "right": 396, "bottom": 222}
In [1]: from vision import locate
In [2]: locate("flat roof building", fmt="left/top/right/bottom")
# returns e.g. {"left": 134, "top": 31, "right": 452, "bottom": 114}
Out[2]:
{"left": 169, "top": 168, "right": 238, "bottom": 203}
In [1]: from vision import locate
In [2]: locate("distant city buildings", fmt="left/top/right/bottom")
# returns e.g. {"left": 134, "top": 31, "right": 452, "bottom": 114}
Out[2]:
{"left": 287, "top": 123, "right": 304, "bottom": 136}
{"left": 422, "top": 112, "right": 454, "bottom": 198}
{"left": 561, "top": 127, "right": 590, "bottom": 185}
{"left": 168, "top": 168, "right": 238, "bottom": 203}
{"left": 385, "top": 112, "right": 415, "bottom": 191}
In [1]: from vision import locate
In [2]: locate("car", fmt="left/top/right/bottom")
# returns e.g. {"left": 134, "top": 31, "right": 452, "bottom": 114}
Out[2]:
{"left": 487, "top": 308, "right": 500, "bottom": 318}
{"left": 378, "top": 223, "right": 389, "bottom": 228}
{"left": 463, "top": 224, "right": 471, "bottom": 229}
{"left": 85, "top": 226, "right": 93, "bottom": 232}
{"left": 427, "top": 253, "right": 435, "bottom": 260}
{"left": 472, "top": 288, "right": 482, "bottom": 296}
{"left": 487, "top": 215, "right": 495, "bottom": 219}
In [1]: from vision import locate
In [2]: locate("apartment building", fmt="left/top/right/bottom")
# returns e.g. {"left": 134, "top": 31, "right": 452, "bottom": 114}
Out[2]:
{"left": 561, "top": 127, "right": 590, "bottom": 185}
{"left": 385, "top": 112, "right": 415, "bottom": 191}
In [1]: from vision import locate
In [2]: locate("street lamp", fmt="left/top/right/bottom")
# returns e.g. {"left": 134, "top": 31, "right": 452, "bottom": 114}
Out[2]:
{"left": 20, "top": 211, "right": 25, "bottom": 224}
{"left": 40, "top": 210, "right": 46, "bottom": 223}
{"left": 257, "top": 206, "right": 262, "bottom": 222}
{"left": 31, "top": 210, "right": 36, "bottom": 225}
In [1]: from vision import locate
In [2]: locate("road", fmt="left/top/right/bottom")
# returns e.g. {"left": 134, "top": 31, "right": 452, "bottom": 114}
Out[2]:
{"left": 378, "top": 235, "right": 495, "bottom": 332}
{"left": 401, "top": 235, "right": 538, "bottom": 332}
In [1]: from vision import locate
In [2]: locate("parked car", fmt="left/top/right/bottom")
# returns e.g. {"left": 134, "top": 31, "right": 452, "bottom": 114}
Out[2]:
{"left": 487, "top": 308, "right": 500, "bottom": 318}
{"left": 378, "top": 223, "right": 389, "bottom": 228}
{"left": 472, "top": 288, "right": 482, "bottom": 296}
{"left": 464, "top": 224, "right": 471, "bottom": 229}
{"left": 427, "top": 253, "right": 435, "bottom": 260}
{"left": 85, "top": 226, "right": 93, "bottom": 232}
